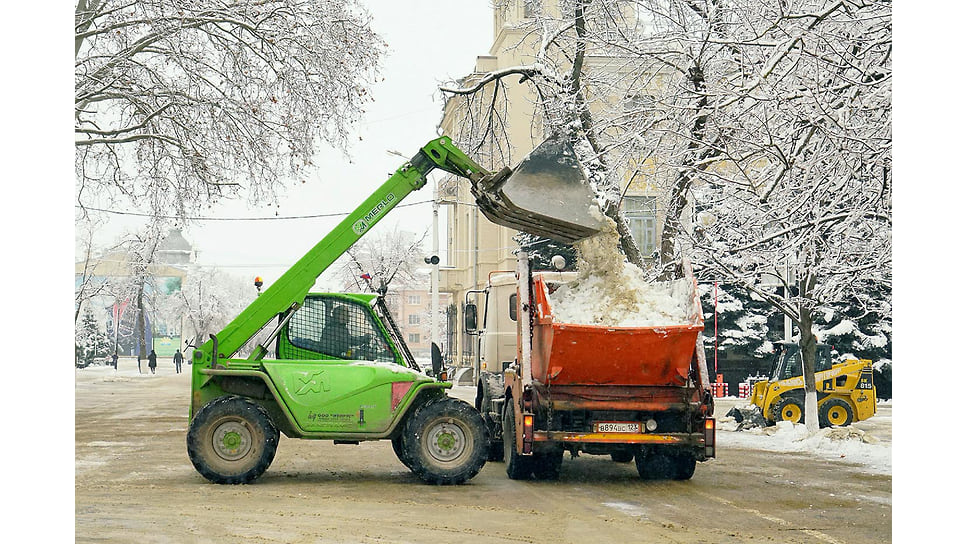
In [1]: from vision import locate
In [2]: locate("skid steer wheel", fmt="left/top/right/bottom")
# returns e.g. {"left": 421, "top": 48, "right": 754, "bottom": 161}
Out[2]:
{"left": 402, "top": 397, "right": 488, "bottom": 485}
{"left": 502, "top": 402, "right": 534, "bottom": 480}
{"left": 634, "top": 448, "right": 696, "bottom": 480}
{"left": 772, "top": 397, "right": 805, "bottom": 424}
{"left": 819, "top": 398, "right": 854, "bottom": 428}
{"left": 187, "top": 396, "right": 279, "bottom": 484}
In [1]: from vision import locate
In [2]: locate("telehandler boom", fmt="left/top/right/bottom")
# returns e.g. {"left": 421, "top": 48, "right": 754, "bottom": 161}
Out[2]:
{"left": 187, "top": 135, "right": 604, "bottom": 485}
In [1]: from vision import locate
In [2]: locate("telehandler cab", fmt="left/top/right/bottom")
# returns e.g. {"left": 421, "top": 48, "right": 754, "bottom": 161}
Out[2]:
{"left": 186, "top": 135, "right": 605, "bottom": 485}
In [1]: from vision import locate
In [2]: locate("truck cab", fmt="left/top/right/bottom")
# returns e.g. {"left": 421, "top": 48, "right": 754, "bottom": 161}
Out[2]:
{"left": 469, "top": 271, "right": 577, "bottom": 458}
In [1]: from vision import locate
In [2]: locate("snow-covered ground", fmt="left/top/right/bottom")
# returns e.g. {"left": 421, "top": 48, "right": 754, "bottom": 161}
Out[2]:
{"left": 75, "top": 366, "right": 892, "bottom": 478}
{"left": 714, "top": 396, "right": 892, "bottom": 475}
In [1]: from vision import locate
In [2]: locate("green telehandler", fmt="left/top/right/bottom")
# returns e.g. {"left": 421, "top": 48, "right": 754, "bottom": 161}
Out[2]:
{"left": 187, "top": 135, "right": 605, "bottom": 485}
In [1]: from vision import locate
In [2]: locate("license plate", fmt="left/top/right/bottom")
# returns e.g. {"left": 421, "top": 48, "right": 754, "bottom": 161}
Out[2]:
{"left": 595, "top": 422, "right": 641, "bottom": 433}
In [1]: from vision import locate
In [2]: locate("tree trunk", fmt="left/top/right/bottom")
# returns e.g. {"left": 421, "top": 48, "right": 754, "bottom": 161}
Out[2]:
{"left": 798, "top": 307, "right": 820, "bottom": 433}
{"left": 658, "top": 65, "right": 712, "bottom": 280}
{"left": 136, "top": 283, "right": 148, "bottom": 364}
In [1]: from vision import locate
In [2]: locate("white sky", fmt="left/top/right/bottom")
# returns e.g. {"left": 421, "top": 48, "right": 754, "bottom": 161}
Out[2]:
{"left": 83, "top": 0, "right": 496, "bottom": 288}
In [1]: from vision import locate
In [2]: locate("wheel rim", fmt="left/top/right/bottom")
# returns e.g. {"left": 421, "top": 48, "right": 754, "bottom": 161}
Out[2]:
{"left": 780, "top": 404, "right": 802, "bottom": 422}
{"left": 427, "top": 421, "right": 466, "bottom": 463}
{"left": 827, "top": 406, "right": 849, "bottom": 426}
{"left": 212, "top": 420, "right": 252, "bottom": 461}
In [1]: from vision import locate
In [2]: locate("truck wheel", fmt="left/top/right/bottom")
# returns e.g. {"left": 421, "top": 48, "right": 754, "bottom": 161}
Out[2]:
{"left": 819, "top": 398, "right": 854, "bottom": 428}
{"left": 532, "top": 448, "right": 564, "bottom": 480}
{"left": 402, "top": 397, "right": 488, "bottom": 485}
{"left": 610, "top": 450, "right": 634, "bottom": 463}
{"left": 772, "top": 397, "right": 805, "bottom": 424}
{"left": 187, "top": 396, "right": 279, "bottom": 484}
{"left": 671, "top": 454, "right": 696, "bottom": 480}
{"left": 502, "top": 402, "right": 534, "bottom": 480}
{"left": 634, "top": 448, "right": 676, "bottom": 480}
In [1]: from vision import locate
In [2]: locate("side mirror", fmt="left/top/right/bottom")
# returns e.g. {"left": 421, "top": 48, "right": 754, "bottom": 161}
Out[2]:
{"left": 431, "top": 342, "right": 443, "bottom": 376}
{"left": 464, "top": 303, "right": 478, "bottom": 333}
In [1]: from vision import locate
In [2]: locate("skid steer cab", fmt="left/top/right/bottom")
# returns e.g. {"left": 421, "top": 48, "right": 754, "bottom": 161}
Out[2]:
{"left": 748, "top": 342, "right": 877, "bottom": 427}
{"left": 188, "top": 293, "right": 488, "bottom": 485}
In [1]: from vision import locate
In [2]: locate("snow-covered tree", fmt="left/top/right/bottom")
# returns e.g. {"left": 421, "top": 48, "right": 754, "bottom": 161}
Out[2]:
{"left": 684, "top": 1, "right": 891, "bottom": 430}
{"left": 76, "top": 308, "right": 112, "bottom": 367}
{"left": 165, "top": 266, "right": 255, "bottom": 351}
{"left": 75, "top": 0, "right": 385, "bottom": 215}
{"left": 334, "top": 227, "right": 429, "bottom": 296}
{"left": 515, "top": 232, "right": 578, "bottom": 271}
{"left": 105, "top": 221, "right": 171, "bottom": 360}
{"left": 75, "top": 218, "right": 115, "bottom": 323}
{"left": 699, "top": 282, "right": 778, "bottom": 364}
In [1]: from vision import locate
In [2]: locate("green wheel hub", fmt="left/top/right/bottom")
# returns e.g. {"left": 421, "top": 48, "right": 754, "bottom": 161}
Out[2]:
{"left": 213, "top": 420, "right": 251, "bottom": 461}
{"left": 427, "top": 422, "right": 465, "bottom": 463}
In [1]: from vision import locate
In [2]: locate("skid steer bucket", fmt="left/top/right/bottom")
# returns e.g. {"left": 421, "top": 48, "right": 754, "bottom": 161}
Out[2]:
{"left": 472, "top": 135, "right": 606, "bottom": 244}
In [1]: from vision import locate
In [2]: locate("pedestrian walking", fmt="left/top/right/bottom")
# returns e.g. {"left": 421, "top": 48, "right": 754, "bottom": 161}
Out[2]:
{"left": 173, "top": 350, "right": 183, "bottom": 374}
{"left": 111, "top": 352, "right": 118, "bottom": 370}
{"left": 148, "top": 349, "right": 157, "bottom": 374}
{"left": 137, "top": 352, "right": 143, "bottom": 374}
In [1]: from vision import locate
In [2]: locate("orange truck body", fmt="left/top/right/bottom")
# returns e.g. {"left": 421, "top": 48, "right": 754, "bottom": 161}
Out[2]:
{"left": 485, "top": 262, "right": 716, "bottom": 480}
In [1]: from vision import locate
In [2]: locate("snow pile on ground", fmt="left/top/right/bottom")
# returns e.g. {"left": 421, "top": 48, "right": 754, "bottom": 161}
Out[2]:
{"left": 548, "top": 219, "right": 696, "bottom": 326}
{"left": 717, "top": 417, "right": 892, "bottom": 475}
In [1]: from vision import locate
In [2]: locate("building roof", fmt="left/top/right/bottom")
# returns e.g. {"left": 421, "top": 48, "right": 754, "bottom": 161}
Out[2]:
{"left": 158, "top": 229, "right": 192, "bottom": 252}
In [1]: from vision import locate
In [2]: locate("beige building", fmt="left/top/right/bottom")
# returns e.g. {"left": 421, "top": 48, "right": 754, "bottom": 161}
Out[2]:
{"left": 387, "top": 287, "right": 452, "bottom": 361}
{"left": 437, "top": 2, "right": 663, "bottom": 366}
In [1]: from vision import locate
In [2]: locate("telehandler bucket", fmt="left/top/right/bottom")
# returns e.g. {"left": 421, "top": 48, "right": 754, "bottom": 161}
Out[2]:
{"left": 472, "top": 135, "right": 606, "bottom": 244}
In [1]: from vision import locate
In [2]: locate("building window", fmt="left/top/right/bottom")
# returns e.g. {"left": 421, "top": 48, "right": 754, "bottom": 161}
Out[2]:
{"left": 408, "top": 333, "right": 421, "bottom": 344}
{"left": 408, "top": 314, "right": 421, "bottom": 325}
{"left": 622, "top": 196, "right": 657, "bottom": 257}
{"left": 408, "top": 295, "right": 421, "bottom": 305}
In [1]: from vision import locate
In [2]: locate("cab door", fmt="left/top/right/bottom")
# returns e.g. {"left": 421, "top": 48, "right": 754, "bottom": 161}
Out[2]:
{"left": 266, "top": 295, "right": 410, "bottom": 434}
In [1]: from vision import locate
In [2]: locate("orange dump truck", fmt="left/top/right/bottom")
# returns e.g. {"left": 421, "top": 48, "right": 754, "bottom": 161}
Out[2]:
{"left": 465, "top": 253, "right": 715, "bottom": 480}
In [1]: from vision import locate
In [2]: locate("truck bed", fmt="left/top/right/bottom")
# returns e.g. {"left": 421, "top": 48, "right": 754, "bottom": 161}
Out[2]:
{"left": 530, "top": 276, "right": 704, "bottom": 387}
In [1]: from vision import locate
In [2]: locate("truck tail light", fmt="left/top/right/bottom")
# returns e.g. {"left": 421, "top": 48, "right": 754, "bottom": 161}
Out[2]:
{"left": 522, "top": 413, "right": 534, "bottom": 454}
{"left": 391, "top": 381, "right": 412, "bottom": 411}
{"left": 704, "top": 417, "right": 716, "bottom": 458}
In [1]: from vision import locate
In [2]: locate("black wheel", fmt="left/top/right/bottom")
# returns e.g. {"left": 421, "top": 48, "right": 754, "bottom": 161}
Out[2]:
{"left": 672, "top": 454, "right": 697, "bottom": 480}
{"left": 634, "top": 448, "right": 694, "bottom": 480}
{"left": 402, "top": 397, "right": 488, "bottom": 485}
{"left": 187, "top": 396, "right": 279, "bottom": 484}
{"left": 502, "top": 401, "right": 534, "bottom": 480}
{"left": 634, "top": 448, "right": 675, "bottom": 480}
{"left": 610, "top": 450, "right": 634, "bottom": 463}
{"left": 532, "top": 448, "right": 564, "bottom": 480}
{"left": 772, "top": 397, "right": 805, "bottom": 424}
{"left": 819, "top": 398, "right": 854, "bottom": 428}
{"left": 391, "top": 434, "right": 414, "bottom": 470}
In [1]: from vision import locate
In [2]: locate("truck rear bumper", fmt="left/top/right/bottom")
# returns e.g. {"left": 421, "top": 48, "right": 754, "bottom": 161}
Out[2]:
{"left": 535, "top": 431, "right": 699, "bottom": 445}
{"left": 531, "top": 416, "right": 715, "bottom": 458}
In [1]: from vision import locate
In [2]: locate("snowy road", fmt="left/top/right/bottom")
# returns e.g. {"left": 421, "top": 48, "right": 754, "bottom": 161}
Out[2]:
{"left": 75, "top": 363, "right": 891, "bottom": 543}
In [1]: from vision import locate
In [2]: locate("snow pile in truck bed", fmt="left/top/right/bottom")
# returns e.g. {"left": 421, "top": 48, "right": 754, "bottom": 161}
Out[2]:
{"left": 548, "top": 218, "right": 696, "bottom": 327}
